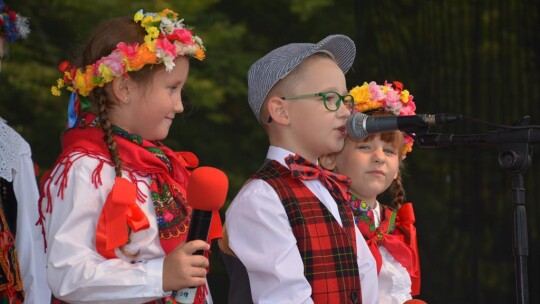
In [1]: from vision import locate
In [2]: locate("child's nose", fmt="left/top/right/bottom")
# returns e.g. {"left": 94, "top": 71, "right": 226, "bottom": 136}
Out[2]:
{"left": 337, "top": 102, "right": 351, "bottom": 118}
{"left": 372, "top": 147, "right": 385, "bottom": 162}
{"left": 174, "top": 98, "right": 184, "bottom": 113}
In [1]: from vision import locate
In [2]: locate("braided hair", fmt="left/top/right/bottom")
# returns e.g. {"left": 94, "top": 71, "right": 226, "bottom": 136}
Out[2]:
{"left": 79, "top": 16, "right": 162, "bottom": 177}
{"left": 78, "top": 16, "right": 165, "bottom": 257}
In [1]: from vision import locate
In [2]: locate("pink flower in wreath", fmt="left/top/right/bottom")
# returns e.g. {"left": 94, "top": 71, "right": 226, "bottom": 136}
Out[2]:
{"left": 400, "top": 100, "right": 417, "bottom": 115}
{"left": 117, "top": 42, "right": 139, "bottom": 59}
{"left": 168, "top": 28, "right": 194, "bottom": 45}
{"left": 156, "top": 38, "right": 176, "bottom": 58}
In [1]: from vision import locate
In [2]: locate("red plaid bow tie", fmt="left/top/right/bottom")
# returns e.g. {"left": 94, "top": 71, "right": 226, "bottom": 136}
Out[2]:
{"left": 285, "top": 154, "right": 351, "bottom": 203}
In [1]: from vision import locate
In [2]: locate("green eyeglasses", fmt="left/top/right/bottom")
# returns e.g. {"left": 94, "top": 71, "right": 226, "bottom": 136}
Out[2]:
{"left": 281, "top": 91, "right": 354, "bottom": 112}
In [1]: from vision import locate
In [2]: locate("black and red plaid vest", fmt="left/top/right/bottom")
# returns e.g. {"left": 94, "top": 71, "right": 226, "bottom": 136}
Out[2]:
{"left": 254, "top": 160, "right": 362, "bottom": 303}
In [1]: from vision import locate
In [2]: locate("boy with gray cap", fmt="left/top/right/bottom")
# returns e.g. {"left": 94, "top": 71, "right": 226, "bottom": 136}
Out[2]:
{"left": 223, "top": 35, "right": 378, "bottom": 303}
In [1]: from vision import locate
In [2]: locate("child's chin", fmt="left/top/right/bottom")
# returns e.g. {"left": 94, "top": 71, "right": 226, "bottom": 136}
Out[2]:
{"left": 324, "top": 145, "right": 344, "bottom": 156}
{"left": 333, "top": 139, "right": 346, "bottom": 150}
{"left": 145, "top": 132, "right": 169, "bottom": 141}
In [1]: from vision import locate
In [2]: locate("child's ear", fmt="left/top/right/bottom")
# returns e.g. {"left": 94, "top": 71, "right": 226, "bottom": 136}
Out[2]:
{"left": 111, "top": 76, "right": 131, "bottom": 104}
{"left": 266, "top": 96, "right": 289, "bottom": 125}
{"left": 319, "top": 153, "right": 337, "bottom": 170}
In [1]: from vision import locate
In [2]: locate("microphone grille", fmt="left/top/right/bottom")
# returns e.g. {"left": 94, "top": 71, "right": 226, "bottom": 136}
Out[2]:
{"left": 187, "top": 166, "right": 228, "bottom": 211}
{"left": 346, "top": 112, "right": 370, "bottom": 139}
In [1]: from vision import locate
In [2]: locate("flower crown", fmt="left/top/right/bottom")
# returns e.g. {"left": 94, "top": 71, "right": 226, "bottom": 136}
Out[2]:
{"left": 0, "top": 1, "right": 30, "bottom": 43}
{"left": 348, "top": 81, "right": 417, "bottom": 157}
{"left": 51, "top": 9, "right": 205, "bottom": 98}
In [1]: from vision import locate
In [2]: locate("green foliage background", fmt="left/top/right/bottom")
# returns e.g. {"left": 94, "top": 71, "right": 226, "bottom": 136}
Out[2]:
{"left": 1, "top": 0, "right": 538, "bottom": 303}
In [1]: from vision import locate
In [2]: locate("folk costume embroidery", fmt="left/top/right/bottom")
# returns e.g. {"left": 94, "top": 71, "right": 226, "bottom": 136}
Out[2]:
{"left": 39, "top": 113, "right": 212, "bottom": 304}
{"left": 350, "top": 195, "right": 421, "bottom": 295}
{"left": 0, "top": 185, "right": 24, "bottom": 303}
{"left": 112, "top": 126, "right": 191, "bottom": 244}
{"left": 44, "top": 7, "right": 213, "bottom": 304}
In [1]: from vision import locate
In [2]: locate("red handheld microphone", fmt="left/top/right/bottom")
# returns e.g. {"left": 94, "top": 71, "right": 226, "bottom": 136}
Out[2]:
{"left": 176, "top": 166, "right": 228, "bottom": 303}
{"left": 185, "top": 166, "right": 228, "bottom": 254}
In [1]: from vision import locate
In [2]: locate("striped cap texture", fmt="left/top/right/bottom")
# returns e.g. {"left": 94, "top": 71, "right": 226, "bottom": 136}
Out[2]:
{"left": 247, "top": 34, "right": 356, "bottom": 122}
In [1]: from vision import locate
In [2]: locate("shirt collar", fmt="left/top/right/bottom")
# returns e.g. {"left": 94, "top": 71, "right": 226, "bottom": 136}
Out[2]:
{"left": 267, "top": 145, "right": 322, "bottom": 168}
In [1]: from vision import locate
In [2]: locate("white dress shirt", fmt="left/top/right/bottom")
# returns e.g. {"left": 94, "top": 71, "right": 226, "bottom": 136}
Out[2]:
{"left": 226, "top": 146, "right": 378, "bottom": 304}
{"left": 0, "top": 118, "right": 51, "bottom": 303}
{"left": 43, "top": 153, "right": 174, "bottom": 303}
{"left": 372, "top": 202, "right": 413, "bottom": 303}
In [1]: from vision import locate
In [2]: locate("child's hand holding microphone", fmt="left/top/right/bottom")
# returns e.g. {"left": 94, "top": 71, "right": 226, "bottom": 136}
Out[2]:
{"left": 163, "top": 167, "right": 228, "bottom": 303}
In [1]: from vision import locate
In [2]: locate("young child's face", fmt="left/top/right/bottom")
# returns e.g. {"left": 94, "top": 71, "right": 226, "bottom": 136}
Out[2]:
{"left": 119, "top": 56, "right": 189, "bottom": 141}
{"left": 334, "top": 135, "right": 400, "bottom": 201}
{"left": 285, "top": 56, "right": 351, "bottom": 161}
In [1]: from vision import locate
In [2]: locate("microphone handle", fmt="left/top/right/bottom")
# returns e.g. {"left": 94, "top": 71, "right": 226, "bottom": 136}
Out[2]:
{"left": 420, "top": 113, "right": 462, "bottom": 124}
{"left": 364, "top": 115, "right": 428, "bottom": 134}
{"left": 186, "top": 209, "right": 213, "bottom": 255}
{"left": 175, "top": 209, "right": 213, "bottom": 304}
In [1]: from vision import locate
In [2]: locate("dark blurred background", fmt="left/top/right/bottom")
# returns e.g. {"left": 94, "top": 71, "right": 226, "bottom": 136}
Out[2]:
{"left": 1, "top": 0, "right": 538, "bottom": 303}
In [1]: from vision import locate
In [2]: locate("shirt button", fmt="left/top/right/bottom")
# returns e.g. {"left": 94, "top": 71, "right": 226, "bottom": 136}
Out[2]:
{"left": 350, "top": 290, "right": 358, "bottom": 303}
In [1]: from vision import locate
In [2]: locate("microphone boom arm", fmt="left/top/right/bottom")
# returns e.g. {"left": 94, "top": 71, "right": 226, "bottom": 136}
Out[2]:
{"left": 415, "top": 128, "right": 540, "bottom": 148}
{"left": 414, "top": 123, "right": 540, "bottom": 304}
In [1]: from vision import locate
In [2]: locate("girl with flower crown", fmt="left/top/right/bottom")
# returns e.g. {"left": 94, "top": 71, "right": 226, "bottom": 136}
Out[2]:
{"left": 0, "top": 1, "right": 50, "bottom": 303}
{"left": 320, "top": 81, "right": 423, "bottom": 303}
{"left": 39, "top": 9, "right": 220, "bottom": 304}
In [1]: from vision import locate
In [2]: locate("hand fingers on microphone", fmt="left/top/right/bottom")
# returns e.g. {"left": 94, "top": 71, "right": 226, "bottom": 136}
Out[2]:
{"left": 190, "top": 255, "right": 209, "bottom": 268}
{"left": 162, "top": 242, "right": 209, "bottom": 291}
{"left": 190, "top": 266, "right": 208, "bottom": 278}
{"left": 183, "top": 240, "right": 210, "bottom": 254}
{"left": 199, "top": 268, "right": 208, "bottom": 278}
{"left": 189, "top": 277, "right": 207, "bottom": 287}
{"left": 182, "top": 272, "right": 206, "bottom": 288}
{"left": 177, "top": 263, "right": 207, "bottom": 287}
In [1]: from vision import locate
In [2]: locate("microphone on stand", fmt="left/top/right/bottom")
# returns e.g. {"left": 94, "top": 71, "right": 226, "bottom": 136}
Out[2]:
{"left": 346, "top": 112, "right": 462, "bottom": 139}
{"left": 175, "top": 166, "right": 228, "bottom": 304}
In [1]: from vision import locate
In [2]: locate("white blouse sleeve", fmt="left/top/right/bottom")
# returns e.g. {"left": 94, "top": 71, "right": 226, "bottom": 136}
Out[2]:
{"left": 226, "top": 179, "right": 314, "bottom": 304}
{"left": 12, "top": 145, "right": 51, "bottom": 303}
{"left": 43, "top": 155, "right": 168, "bottom": 304}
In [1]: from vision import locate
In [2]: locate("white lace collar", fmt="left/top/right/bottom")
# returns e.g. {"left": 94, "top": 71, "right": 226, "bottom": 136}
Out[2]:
{"left": 0, "top": 117, "right": 31, "bottom": 182}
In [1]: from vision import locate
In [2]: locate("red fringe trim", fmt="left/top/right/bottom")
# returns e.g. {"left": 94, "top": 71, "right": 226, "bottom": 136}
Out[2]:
{"left": 38, "top": 150, "right": 150, "bottom": 252}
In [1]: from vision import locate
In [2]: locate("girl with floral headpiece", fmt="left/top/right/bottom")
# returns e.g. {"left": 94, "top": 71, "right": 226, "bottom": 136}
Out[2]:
{"left": 0, "top": 1, "right": 51, "bottom": 303}
{"left": 320, "top": 81, "right": 423, "bottom": 303}
{"left": 40, "top": 9, "right": 221, "bottom": 304}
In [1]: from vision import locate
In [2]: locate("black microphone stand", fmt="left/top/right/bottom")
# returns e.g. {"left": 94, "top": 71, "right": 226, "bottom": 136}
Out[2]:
{"left": 412, "top": 118, "right": 539, "bottom": 304}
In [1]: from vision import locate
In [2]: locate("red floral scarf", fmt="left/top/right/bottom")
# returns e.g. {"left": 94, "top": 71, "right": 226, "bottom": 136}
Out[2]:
{"left": 39, "top": 114, "right": 194, "bottom": 252}
{"left": 39, "top": 113, "right": 218, "bottom": 303}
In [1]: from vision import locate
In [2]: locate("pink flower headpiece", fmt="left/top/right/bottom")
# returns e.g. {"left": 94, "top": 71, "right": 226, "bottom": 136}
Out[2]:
{"left": 51, "top": 9, "right": 205, "bottom": 98}
{"left": 348, "top": 81, "right": 417, "bottom": 157}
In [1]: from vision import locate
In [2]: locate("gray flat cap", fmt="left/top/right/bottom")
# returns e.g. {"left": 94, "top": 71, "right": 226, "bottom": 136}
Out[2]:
{"left": 247, "top": 34, "right": 356, "bottom": 122}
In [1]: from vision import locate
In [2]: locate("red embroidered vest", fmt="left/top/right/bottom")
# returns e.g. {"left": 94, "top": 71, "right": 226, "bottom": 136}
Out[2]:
{"left": 254, "top": 161, "right": 362, "bottom": 303}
